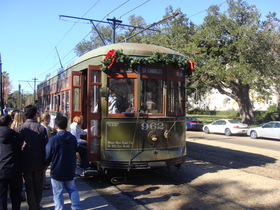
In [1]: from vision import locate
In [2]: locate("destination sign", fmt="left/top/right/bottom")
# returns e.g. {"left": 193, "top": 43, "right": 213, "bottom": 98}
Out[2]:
{"left": 141, "top": 67, "right": 164, "bottom": 75}
{"left": 168, "top": 70, "right": 184, "bottom": 78}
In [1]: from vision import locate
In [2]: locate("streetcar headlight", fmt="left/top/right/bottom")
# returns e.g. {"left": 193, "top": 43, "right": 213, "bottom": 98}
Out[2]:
{"left": 151, "top": 136, "right": 158, "bottom": 142}
{"left": 148, "top": 131, "right": 159, "bottom": 145}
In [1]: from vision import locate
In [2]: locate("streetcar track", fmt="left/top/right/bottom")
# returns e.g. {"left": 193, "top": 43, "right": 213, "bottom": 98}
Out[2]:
{"left": 152, "top": 170, "right": 252, "bottom": 210}
{"left": 84, "top": 168, "right": 253, "bottom": 209}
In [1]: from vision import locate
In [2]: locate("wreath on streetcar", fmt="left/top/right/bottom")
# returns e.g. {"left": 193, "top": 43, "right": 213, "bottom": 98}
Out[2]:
{"left": 101, "top": 49, "right": 194, "bottom": 73}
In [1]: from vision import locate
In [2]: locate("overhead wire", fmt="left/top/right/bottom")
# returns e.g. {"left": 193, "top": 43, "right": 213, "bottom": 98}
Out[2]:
{"left": 34, "top": 0, "right": 102, "bottom": 79}
{"left": 35, "top": 1, "right": 227, "bottom": 82}
{"left": 118, "top": 0, "right": 150, "bottom": 19}
{"left": 101, "top": 0, "right": 130, "bottom": 21}
{"left": 35, "top": 0, "right": 133, "bottom": 80}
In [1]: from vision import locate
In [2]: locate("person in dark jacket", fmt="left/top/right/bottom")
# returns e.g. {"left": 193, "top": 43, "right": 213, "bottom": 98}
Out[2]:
{"left": 0, "top": 114, "right": 23, "bottom": 210}
{"left": 15, "top": 105, "right": 48, "bottom": 210}
{"left": 45, "top": 116, "right": 81, "bottom": 210}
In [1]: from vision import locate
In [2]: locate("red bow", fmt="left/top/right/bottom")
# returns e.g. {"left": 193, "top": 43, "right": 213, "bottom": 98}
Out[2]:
{"left": 188, "top": 60, "right": 195, "bottom": 72}
{"left": 104, "top": 49, "right": 116, "bottom": 69}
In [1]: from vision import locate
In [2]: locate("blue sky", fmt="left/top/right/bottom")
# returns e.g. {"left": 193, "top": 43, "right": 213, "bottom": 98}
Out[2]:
{"left": 1, "top": 0, "right": 279, "bottom": 93}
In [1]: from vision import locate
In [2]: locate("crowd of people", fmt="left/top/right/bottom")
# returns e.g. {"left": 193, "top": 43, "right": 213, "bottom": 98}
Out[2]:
{"left": 0, "top": 105, "right": 90, "bottom": 210}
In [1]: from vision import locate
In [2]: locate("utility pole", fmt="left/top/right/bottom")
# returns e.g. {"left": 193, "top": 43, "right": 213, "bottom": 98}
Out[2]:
{"left": 107, "top": 17, "right": 122, "bottom": 44}
{"left": 18, "top": 78, "right": 40, "bottom": 104}
{"left": 18, "top": 84, "right": 22, "bottom": 109}
{"left": 0, "top": 53, "right": 3, "bottom": 115}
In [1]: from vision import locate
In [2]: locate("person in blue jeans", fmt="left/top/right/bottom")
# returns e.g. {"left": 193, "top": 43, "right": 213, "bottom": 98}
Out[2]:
{"left": 45, "top": 116, "right": 81, "bottom": 210}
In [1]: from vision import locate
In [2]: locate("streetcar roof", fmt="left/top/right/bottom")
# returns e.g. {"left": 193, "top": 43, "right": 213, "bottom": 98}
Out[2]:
{"left": 66, "top": 42, "right": 185, "bottom": 70}
{"left": 39, "top": 43, "right": 185, "bottom": 84}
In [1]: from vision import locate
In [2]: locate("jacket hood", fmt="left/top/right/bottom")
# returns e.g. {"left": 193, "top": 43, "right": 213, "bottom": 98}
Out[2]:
{"left": 57, "top": 131, "right": 75, "bottom": 143}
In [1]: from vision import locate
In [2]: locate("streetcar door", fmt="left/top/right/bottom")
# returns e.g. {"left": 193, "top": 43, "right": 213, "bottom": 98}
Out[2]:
{"left": 86, "top": 65, "right": 102, "bottom": 161}
{"left": 70, "top": 71, "right": 83, "bottom": 118}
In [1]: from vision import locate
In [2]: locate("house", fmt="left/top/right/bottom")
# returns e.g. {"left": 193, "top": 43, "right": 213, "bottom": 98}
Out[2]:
{"left": 188, "top": 88, "right": 279, "bottom": 111}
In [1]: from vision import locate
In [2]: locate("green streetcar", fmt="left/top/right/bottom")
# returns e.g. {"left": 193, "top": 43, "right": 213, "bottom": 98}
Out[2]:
{"left": 37, "top": 42, "right": 193, "bottom": 172}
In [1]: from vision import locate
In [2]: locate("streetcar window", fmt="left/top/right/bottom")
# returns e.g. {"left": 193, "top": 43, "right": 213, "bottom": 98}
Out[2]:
{"left": 73, "top": 88, "right": 80, "bottom": 111}
{"left": 141, "top": 79, "right": 163, "bottom": 114}
{"left": 108, "top": 78, "right": 134, "bottom": 114}
{"left": 51, "top": 94, "right": 54, "bottom": 110}
{"left": 66, "top": 91, "right": 70, "bottom": 112}
{"left": 61, "top": 92, "right": 65, "bottom": 111}
{"left": 74, "top": 75, "right": 80, "bottom": 86}
{"left": 65, "top": 77, "right": 69, "bottom": 88}
{"left": 91, "top": 71, "right": 101, "bottom": 83}
{"left": 91, "top": 85, "right": 100, "bottom": 113}
{"left": 167, "top": 81, "right": 184, "bottom": 115}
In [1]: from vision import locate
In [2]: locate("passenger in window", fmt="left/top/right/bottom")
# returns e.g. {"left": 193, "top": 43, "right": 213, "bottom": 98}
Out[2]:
{"left": 125, "top": 98, "right": 135, "bottom": 113}
{"left": 108, "top": 91, "right": 118, "bottom": 114}
{"left": 140, "top": 101, "right": 148, "bottom": 114}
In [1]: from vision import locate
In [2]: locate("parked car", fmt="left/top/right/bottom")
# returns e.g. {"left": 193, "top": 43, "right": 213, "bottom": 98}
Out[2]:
{"left": 247, "top": 121, "right": 280, "bottom": 140}
{"left": 203, "top": 119, "right": 248, "bottom": 136}
{"left": 186, "top": 116, "right": 204, "bottom": 131}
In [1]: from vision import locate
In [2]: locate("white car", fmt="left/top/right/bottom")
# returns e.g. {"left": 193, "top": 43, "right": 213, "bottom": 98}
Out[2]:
{"left": 247, "top": 121, "right": 280, "bottom": 140}
{"left": 203, "top": 119, "right": 248, "bottom": 136}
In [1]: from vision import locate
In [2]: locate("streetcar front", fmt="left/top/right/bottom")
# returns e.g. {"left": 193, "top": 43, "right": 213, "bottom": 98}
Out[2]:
{"left": 96, "top": 46, "right": 192, "bottom": 171}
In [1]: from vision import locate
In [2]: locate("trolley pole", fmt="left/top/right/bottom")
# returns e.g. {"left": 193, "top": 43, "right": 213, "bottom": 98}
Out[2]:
{"left": 0, "top": 53, "right": 3, "bottom": 115}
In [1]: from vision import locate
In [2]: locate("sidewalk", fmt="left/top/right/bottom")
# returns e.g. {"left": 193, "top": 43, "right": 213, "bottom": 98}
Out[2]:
{"left": 15, "top": 170, "right": 116, "bottom": 210}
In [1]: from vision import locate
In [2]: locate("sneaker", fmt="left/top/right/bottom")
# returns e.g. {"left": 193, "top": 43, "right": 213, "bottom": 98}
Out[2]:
{"left": 75, "top": 168, "right": 83, "bottom": 176}
{"left": 80, "top": 166, "right": 91, "bottom": 170}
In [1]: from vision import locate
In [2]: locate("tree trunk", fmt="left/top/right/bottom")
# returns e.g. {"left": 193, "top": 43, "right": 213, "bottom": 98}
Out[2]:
{"left": 216, "top": 84, "right": 254, "bottom": 124}
{"left": 233, "top": 85, "right": 254, "bottom": 124}
{"left": 236, "top": 98, "right": 254, "bottom": 124}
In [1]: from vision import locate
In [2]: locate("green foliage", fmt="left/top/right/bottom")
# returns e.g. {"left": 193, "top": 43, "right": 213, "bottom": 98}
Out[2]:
{"left": 73, "top": 1, "right": 280, "bottom": 124}
{"left": 188, "top": 0, "right": 280, "bottom": 124}
{"left": 101, "top": 50, "right": 192, "bottom": 72}
{"left": 252, "top": 104, "right": 280, "bottom": 124}
{"left": 187, "top": 110, "right": 241, "bottom": 124}
{"left": 187, "top": 109, "right": 210, "bottom": 115}
{"left": 253, "top": 110, "right": 280, "bottom": 124}
{"left": 267, "top": 104, "right": 278, "bottom": 112}
{"left": 188, "top": 109, "right": 280, "bottom": 125}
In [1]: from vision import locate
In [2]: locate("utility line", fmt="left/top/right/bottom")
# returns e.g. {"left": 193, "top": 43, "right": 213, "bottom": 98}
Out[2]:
{"left": 33, "top": 0, "right": 101, "bottom": 78}
{"left": 118, "top": 0, "right": 150, "bottom": 19}
{"left": 101, "top": 0, "right": 130, "bottom": 21}
{"left": 35, "top": 1, "right": 227, "bottom": 81}
{"left": 34, "top": 0, "right": 131, "bottom": 80}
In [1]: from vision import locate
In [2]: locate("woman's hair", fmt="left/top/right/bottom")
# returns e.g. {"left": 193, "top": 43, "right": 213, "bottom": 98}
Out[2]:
{"left": 72, "top": 115, "right": 83, "bottom": 125}
{"left": 11, "top": 111, "right": 25, "bottom": 129}
{"left": 40, "top": 113, "right": 50, "bottom": 122}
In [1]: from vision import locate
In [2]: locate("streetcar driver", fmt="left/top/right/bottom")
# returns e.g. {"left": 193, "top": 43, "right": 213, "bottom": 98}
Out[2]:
{"left": 108, "top": 90, "right": 118, "bottom": 114}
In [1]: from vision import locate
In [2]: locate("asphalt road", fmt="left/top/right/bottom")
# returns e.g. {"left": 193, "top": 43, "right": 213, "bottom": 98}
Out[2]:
{"left": 187, "top": 130, "right": 280, "bottom": 152}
